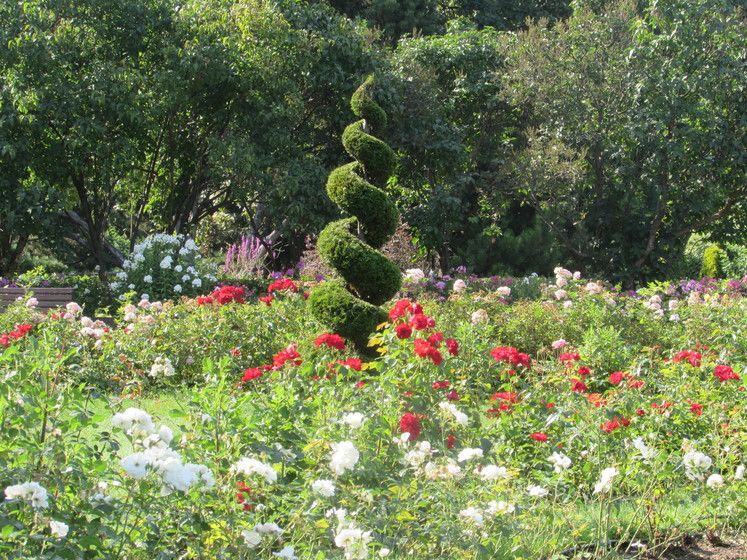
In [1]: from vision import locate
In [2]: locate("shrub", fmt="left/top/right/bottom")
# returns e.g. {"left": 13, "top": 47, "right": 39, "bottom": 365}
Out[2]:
{"left": 112, "top": 234, "right": 217, "bottom": 301}
{"left": 310, "top": 76, "right": 401, "bottom": 348}
{"left": 700, "top": 244, "right": 724, "bottom": 278}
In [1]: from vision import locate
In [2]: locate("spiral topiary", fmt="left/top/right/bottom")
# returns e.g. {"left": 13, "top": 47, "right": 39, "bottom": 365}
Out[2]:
{"left": 309, "top": 75, "right": 401, "bottom": 350}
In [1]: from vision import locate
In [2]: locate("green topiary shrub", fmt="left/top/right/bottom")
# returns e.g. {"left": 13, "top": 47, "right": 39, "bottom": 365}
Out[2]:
{"left": 700, "top": 244, "right": 724, "bottom": 278}
{"left": 309, "top": 76, "right": 401, "bottom": 349}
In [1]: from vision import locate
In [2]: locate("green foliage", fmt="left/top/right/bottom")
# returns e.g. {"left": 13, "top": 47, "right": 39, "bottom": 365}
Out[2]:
{"left": 311, "top": 76, "right": 401, "bottom": 347}
{"left": 502, "top": 0, "right": 747, "bottom": 283}
{"left": 382, "top": 27, "right": 520, "bottom": 272}
{"left": 700, "top": 245, "right": 724, "bottom": 278}
{"left": 719, "top": 243, "right": 747, "bottom": 279}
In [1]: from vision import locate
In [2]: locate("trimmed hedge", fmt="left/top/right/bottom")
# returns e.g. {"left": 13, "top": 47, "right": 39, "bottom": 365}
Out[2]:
{"left": 310, "top": 75, "right": 401, "bottom": 349}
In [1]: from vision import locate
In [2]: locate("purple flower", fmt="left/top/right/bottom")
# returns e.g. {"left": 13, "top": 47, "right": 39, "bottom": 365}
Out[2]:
{"left": 435, "top": 281, "right": 446, "bottom": 291}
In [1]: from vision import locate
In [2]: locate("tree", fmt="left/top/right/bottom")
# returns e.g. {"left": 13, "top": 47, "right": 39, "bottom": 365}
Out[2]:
{"left": 502, "top": 0, "right": 747, "bottom": 282}
{"left": 0, "top": 87, "right": 59, "bottom": 274}
{"left": 1, "top": 0, "right": 173, "bottom": 272}
{"left": 382, "top": 26, "right": 523, "bottom": 272}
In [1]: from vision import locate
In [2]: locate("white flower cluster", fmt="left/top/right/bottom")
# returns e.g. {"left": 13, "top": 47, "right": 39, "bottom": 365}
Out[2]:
{"left": 404, "top": 268, "right": 425, "bottom": 283}
{"left": 593, "top": 467, "right": 619, "bottom": 494}
{"left": 149, "top": 356, "right": 176, "bottom": 378}
{"left": 330, "top": 508, "right": 373, "bottom": 560}
{"left": 112, "top": 233, "right": 215, "bottom": 300}
{"left": 4, "top": 481, "right": 49, "bottom": 509}
{"left": 113, "top": 408, "right": 214, "bottom": 495}
{"left": 683, "top": 450, "right": 712, "bottom": 481}
{"left": 632, "top": 438, "right": 657, "bottom": 461}
{"left": 459, "top": 500, "right": 515, "bottom": 530}
{"left": 342, "top": 412, "right": 366, "bottom": 429}
{"left": 241, "top": 522, "right": 286, "bottom": 552}
{"left": 231, "top": 457, "right": 278, "bottom": 484}
{"left": 548, "top": 452, "right": 572, "bottom": 473}
{"left": 330, "top": 441, "right": 360, "bottom": 476}
{"left": 439, "top": 401, "right": 469, "bottom": 426}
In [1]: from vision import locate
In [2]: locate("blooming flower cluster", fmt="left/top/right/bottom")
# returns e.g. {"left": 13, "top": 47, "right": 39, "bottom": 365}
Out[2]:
{"left": 0, "top": 323, "right": 33, "bottom": 348}
{"left": 112, "top": 233, "right": 216, "bottom": 300}
{"left": 113, "top": 408, "right": 214, "bottom": 494}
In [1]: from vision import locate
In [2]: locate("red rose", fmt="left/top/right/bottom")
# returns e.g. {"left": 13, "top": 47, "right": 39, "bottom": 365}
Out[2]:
{"left": 337, "top": 358, "right": 362, "bottom": 371}
{"left": 314, "top": 333, "right": 346, "bottom": 351}
{"left": 399, "top": 412, "right": 422, "bottom": 441}
{"left": 432, "top": 380, "right": 450, "bottom": 390}
{"left": 627, "top": 378, "right": 645, "bottom": 389}
{"left": 690, "top": 402, "right": 703, "bottom": 416}
{"left": 446, "top": 390, "right": 459, "bottom": 401}
{"left": 713, "top": 364, "right": 740, "bottom": 382}
{"left": 272, "top": 345, "right": 302, "bottom": 369}
{"left": 446, "top": 434, "right": 456, "bottom": 449}
{"left": 577, "top": 366, "right": 591, "bottom": 376}
{"left": 395, "top": 323, "right": 412, "bottom": 339}
{"left": 427, "top": 332, "right": 444, "bottom": 346}
{"left": 258, "top": 295, "right": 274, "bottom": 306}
{"left": 559, "top": 352, "right": 581, "bottom": 363}
{"left": 267, "top": 277, "right": 299, "bottom": 293}
{"left": 490, "top": 346, "right": 531, "bottom": 368}
{"left": 530, "top": 432, "right": 548, "bottom": 442}
{"left": 241, "top": 368, "right": 263, "bottom": 382}
{"left": 490, "top": 391, "right": 519, "bottom": 403}
{"left": 410, "top": 313, "right": 431, "bottom": 331}
{"left": 446, "top": 338, "right": 459, "bottom": 356}
{"left": 609, "top": 371, "right": 625, "bottom": 385}
{"left": 672, "top": 350, "right": 702, "bottom": 367}
{"left": 389, "top": 299, "right": 412, "bottom": 320}
{"left": 570, "top": 379, "right": 588, "bottom": 393}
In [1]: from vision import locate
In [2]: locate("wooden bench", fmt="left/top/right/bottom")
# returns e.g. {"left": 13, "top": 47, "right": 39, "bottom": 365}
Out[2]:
{"left": 0, "top": 287, "right": 75, "bottom": 311}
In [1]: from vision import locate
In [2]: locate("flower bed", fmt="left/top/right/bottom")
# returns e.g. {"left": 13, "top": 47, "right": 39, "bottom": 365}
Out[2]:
{"left": 0, "top": 272, "right": 745, "bottom": 558}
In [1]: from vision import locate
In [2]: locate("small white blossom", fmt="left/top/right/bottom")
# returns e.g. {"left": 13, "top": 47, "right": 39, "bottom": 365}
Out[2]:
{"left": 241, "top": 529, "right": 262, "bottom": 548}
{"left": 4, "top": 482, "right": 49, "bottom": 509}
{"left": 312, "top": 479, "right": 336, "bottom": 498}
{"left": 457, "top": 448, "right": 483, "bottom": 463}
{"left": 593, "top": 467, "right": 619, "bottom": 494}
{"left": 477, "top": 464, "right": 510, "bottom": 481}
{"left": 706, "top": 474, "right": 724, "bottom": 488}
{"left": 527, "top": 484, "right": 549, "bottom": 498}
{"left": 49, "top": 520, "right": 69, "bottom": 538}
{"left": 330, "top": 441, "right": 360, "bottom": 476}
{"left": 342, "top": 412, "right": 366, "bottom": 429}
{"left": 231, "top": 458, "right": 277, "bottom": 484}
{"left": 548, "top": 452, "right": 572, "bottom": 473}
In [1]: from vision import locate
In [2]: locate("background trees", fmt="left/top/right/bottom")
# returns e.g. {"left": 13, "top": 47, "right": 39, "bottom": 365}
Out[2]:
{"left": 502, "top": 0, "right": 746, "bottom": 282}
{"left": 0, "top": 0, "right": 744, "bottom": 282}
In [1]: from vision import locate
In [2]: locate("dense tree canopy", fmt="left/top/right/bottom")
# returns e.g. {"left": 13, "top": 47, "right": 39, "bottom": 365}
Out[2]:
{"left": 0, "top": 0, "right": 744, "bottom": 282}
{"left": 502, "top": 0, "right": 746, "bottom": 282}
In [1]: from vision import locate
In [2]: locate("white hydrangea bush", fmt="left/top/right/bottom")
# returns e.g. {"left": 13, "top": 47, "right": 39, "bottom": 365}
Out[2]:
{"left": 111, "top": 234, "right": 216, "bottom": 301}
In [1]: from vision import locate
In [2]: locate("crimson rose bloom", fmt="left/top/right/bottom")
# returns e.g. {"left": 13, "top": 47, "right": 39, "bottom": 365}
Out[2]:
{"left": 395, "top": 323, "right": 413, "bottom": 339}
{"left": 314, "top": 333, "right": 345, "bottom": 351}
{"left": 446, "top": 338, "right": 459, "bottom": 356}
{"left": 529, "top": 432, "right": 548, "bottom": 442}
{"left": 241, "top": 368, "right": 263, "bottom": 382}
{"left": 490, "top": 346, "right": 531, "bottom": 368}
{"left": 609, "top": 371, "right": 625, "bottom": 385}
{"left": 713, "top": 364, "right": 740, "bottom": 382}
{"left": 672, "top": 350, "right": 702, "bottom": 367}
{"left": 337, "top": 358, "right": 362, "bottom": 371}
{"left": 399, "top": 412, "right": 422, "bottom": 441}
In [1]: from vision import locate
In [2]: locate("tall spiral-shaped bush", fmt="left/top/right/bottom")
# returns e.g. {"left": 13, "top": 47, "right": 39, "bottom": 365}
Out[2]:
{"left": 309, "top": 76, "right": 401, "bottom": 348}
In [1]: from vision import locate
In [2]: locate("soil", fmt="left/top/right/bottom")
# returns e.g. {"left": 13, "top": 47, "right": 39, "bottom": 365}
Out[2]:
{"left": 660, "top": 535, "right": 747, "bottom": 560}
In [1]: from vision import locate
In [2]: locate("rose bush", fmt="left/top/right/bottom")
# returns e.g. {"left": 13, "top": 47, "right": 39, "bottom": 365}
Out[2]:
{"left": 0, "top": 272, "right": 745, "bottom": 558}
